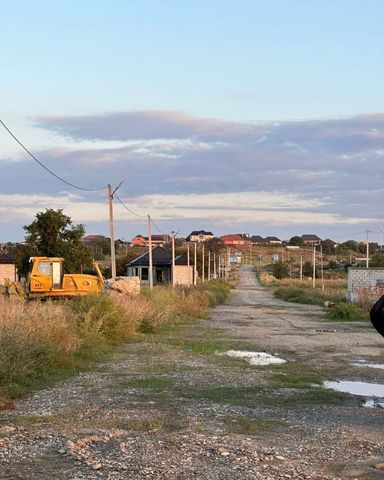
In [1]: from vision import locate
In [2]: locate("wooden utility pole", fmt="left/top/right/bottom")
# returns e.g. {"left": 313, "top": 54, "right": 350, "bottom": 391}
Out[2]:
{"left": 300, "top": 255, "right": 303, "bottom": 281}
{"left": 194, "top": 242, "right": 197, "bottom": 285}
{"left": 208, "top": 250, "right": 211, "bottom": 281}
{"left": 148, "top": 215, "right": 153, "bottom": 289}
{"left": 312, "top": 245, "right": 316, "bottom": 289}
{"left": 108, "top": 181, "right": 124, "bottom": 281}
{"left": 187, "top": 243, "right": 190, "bottom": 287}
{"left": 171, "top": 231, "right": 176, "bottom": 287}
{"left": 226, "top": 247, "right": 230, "bottom": 281}
{"left": 202, "top": 243, "right": 205, "bottom": 283}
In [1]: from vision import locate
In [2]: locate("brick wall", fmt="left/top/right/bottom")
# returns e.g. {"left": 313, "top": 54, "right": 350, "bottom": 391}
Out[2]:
{"left": 0, "top": 264, "right": 16, "bottom": 284}
{"left": 347, "top": 267, "right": 384, "bottom": 302}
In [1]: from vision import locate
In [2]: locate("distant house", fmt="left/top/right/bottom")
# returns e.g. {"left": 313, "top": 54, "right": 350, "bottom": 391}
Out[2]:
{"left": 263, "top": 236, "right": 282, "bottom": 245}
{"left": 186, "top": 230, "right": 215, "bottom": 243}
{"left": 127, "top": 246, "right": 193, "bottom": 286}
{"left": 131, "top": 234, "right": 171, "bottom": 248}
{"left": 301, "top": 234, "right": 322, "bottom": 246}
{"left": 0, "top": 253, "right": 17, "bottom": 285}
{"left": 323, "top": 238, "right": 338, "bottom": 248}
{"left": 250, "top": 235, "right": 264, "bottom": 244}
{"left": 221, "top": 234, "right": 251, "bottom": 249}
{"left": 82, "top": 235, "right": 106, "bottom": 245}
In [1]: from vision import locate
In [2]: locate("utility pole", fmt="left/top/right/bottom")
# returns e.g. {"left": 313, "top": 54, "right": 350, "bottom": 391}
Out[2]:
{"left": 226, "top": 247, "right": 230, "bottom": 281}
{"left": 312, "top": 245, "right": 316, "bottom": 289}
{"left": 187, "top": 243, "right": 190, "bottom": 287}
{"left": 213, "top": 252, "right": 216, "bottom": 279}
{"left": 366, "top": 230, "right": 370, "bottom": 268}
{"left": 194, "top": 242, "right": 197, "bottom": 285}
{"left": 108, "top": 181, "right": 124, "bottom": 281}
{"left": 320, "top": 244, "right": 324, "bottom": 291}
{"left": 208, "top": 250, "right": 211, "bottom": 281}
{"left": 202, "top": 243, "right": 205, "bottom": 283}
{"left": 147, "top": 215, "right": 153, "bottom": 289}
{"left": 300, "top": 255, "right": 303, "bottom": 281}
{"left": 171, "top": 231, "right": 176, "bottom": 287}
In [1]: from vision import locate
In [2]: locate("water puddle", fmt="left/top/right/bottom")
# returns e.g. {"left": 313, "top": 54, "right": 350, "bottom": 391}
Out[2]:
{"left": 222, "top": 350, "right": 286, "bottom": 366}
{"left": 363, "top": 399, "right": 384, "bottom": 408}
{"left": 351, "top": 359, "right": 384, "bottom": 370}
{"left": 324, "top": 380, "right": 384, "bottom": 408}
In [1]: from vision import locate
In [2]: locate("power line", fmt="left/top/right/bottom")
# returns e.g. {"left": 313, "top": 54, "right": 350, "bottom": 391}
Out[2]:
{"left": 114, "top": 193, "right": 147, "bottom": 218}
{"left": 151, "top": 218, "right": 168, "bottom": 235}
{"left": 0, "top": 119, "right": 105, "bottom": 192}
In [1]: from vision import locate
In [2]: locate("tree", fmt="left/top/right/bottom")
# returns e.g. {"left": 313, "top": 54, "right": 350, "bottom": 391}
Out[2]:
{"left": 21, "top": 209, "right": 93, "bottom": 274}
{"left": 272, "top": 261, "right": 290, "bottom": 279}
{"left": 321, "top": 239, "right": 336, "bottom": 256}
{"left": 370, "top": 253, "right": 384, "bottom": 267}
{"left": 289, "top": 236, "right": 304, "bottom": 247}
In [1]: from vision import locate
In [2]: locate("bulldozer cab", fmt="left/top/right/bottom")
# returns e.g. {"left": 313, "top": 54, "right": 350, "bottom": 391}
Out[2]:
{"left": 29, "top": 257, "right": 64, "bottom": 292}
{"left": 28, "top": 256, "right": 103, "bottom": 298}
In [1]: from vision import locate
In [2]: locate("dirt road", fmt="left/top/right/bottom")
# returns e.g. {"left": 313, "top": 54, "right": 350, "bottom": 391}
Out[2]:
{"left": 212, "top": 266, "right": 384, "bottom": 374}
{"left": 0, "top": 266, "right": 383, "bottom": 479}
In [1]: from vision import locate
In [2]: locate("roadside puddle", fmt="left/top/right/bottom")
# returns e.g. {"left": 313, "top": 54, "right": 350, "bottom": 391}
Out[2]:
{"left": 351, "top": 359, "right": 384, "bottom": 370}
{"left": 324, "top": 380, "right": 384, "bottom": 408}
{"left": 222, "top": 350, "right": 286, "bottom": 366}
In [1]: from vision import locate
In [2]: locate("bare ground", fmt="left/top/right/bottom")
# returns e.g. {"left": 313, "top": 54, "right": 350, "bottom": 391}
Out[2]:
{"left": 0, "top": 265, "right": 384, "bottom": 480}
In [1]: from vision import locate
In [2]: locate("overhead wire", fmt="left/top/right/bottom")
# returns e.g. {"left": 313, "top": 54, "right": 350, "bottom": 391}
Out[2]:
{"left": 114, "top": 193, "right": 147, "bottom": 218}
{"left": 150, "top": 218, "right": 170, "bottom": 236}
{"left": 0, "top": 119, "right": 105, "bottom": 192}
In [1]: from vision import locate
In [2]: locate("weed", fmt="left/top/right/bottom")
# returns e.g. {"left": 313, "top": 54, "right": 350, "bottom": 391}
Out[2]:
{"left": 187, "top": 385, "right": 263, "bottom": 406}
{"left": 326, "top": 303, "right": 369, "bottom": 322}
{"left": 223, "top": 415, "right": 283, "bottom": 435}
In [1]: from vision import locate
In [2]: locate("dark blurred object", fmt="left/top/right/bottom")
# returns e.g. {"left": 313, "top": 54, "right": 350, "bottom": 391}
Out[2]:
{"left": 370, "top": 295, "right": 384, "bottom": 338}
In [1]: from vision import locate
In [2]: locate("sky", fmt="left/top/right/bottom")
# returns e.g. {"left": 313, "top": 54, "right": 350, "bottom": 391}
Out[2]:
{"left": 1, "top": 0, "right": 384, "bottom": 244}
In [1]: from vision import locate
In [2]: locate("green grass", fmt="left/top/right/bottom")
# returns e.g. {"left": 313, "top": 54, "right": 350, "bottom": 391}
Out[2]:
{"left": 186, "top": 385, "right": 263, "bottom": 406}
{"left": 270, "top": 372, "right": 322, "bottom": 388}
{"left": 326, "top": 303, "right": 369, "bottom": 322}
{"left": 111, "top": 376, "right": 174, "bottom": 391}
{"left": 223, "top": 415, "right": 283, "bottom": 435}
{"left": 273, "top": 285, "right": 344, "bottom": 306}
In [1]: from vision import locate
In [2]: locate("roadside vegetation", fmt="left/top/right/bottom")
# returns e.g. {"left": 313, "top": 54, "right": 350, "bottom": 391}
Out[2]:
{"left": 0, "top": 280, "right": 231, "bottom": 404}
{"left": 258, "top": 270, "right": 371, "bottom": 322}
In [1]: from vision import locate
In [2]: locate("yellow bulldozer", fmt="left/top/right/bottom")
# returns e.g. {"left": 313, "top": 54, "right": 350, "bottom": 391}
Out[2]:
{"left": 4, "top": 256, "right": 104, "bottom": 300}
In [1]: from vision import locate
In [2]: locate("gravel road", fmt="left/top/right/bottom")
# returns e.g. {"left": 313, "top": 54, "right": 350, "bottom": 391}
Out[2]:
{"left": 0, "top": 266, "right": 383, "bottom": 480}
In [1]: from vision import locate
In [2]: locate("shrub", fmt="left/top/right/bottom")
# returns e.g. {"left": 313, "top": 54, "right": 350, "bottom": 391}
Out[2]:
{"left": 67, "top": 293, "right": 124, "bottom": 349}
{"left": 326, "top": 303, "right": 369, "bottom": 322}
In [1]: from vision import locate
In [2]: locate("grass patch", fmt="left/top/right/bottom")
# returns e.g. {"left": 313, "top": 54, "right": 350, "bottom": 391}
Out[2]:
{"left": 187, "top": 385, "right": 263, "bottom": 406}
{"left": 223, "top": 415, "right": 283, "bottom": 435}
{"left": 11, "top": 414, "right": 60, "bottom": 426}
{"left": 114, "top": 376, "right": 174, "bottom": 390}
{"left": 273, "top": 285, "right": 342, "bottom": 306}
{"left": 270, "top": 372, "right": 322, "bottom": 388}
{"left": 326, "top": 303, "right": 369, "bottom": 322}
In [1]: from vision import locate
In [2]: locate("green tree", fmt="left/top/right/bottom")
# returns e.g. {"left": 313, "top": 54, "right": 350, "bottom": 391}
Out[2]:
{"left": 370, "top": 253, "right": 384, "bottom": 267}
{"left": 321, "top": 239, "right": 336, "bottom": 256}
{"left": 21, "top": 209, "right": 93, "bottom": 274}
{"left": 272, "top": 261, "right": 290, "bottom": 279}
{"left": 289, "top": 236, "right": 304, "bottom": 247}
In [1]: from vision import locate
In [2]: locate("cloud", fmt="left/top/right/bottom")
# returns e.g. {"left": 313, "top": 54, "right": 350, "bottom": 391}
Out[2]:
{"left": 1, "top": 109, "right": 384, "bottom": 240}
{"left": 35, "top": 110, "right": 263, "bottom": 143}
{"left": 0, "top": 191, "right": 374, "bottom": 228}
